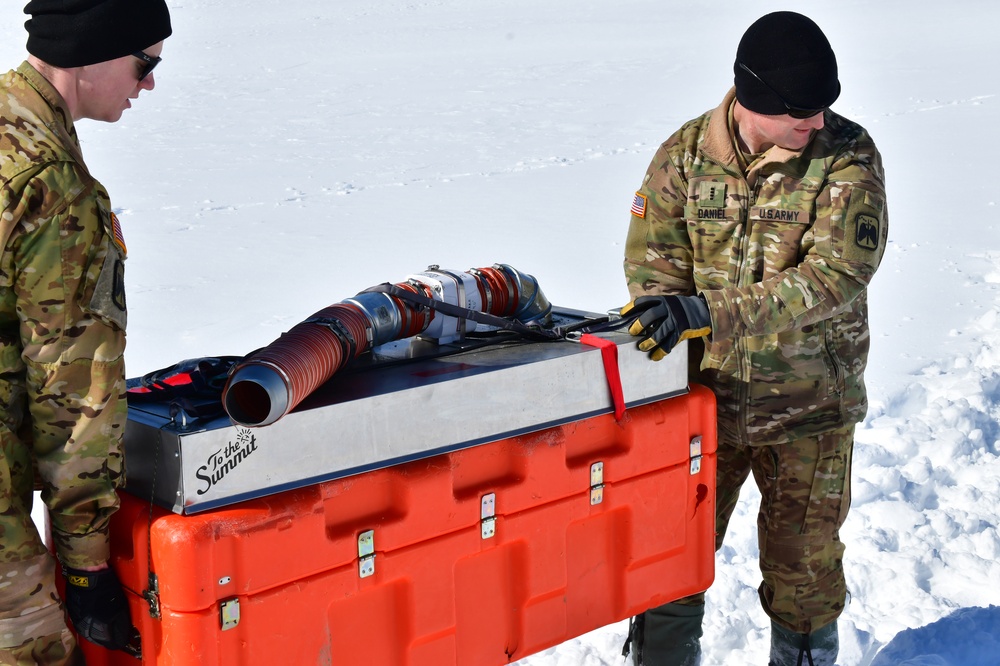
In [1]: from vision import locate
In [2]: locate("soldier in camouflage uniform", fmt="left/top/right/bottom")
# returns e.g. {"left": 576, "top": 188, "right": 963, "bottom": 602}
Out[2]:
{"left": 621, "top": 12, "right": 887, "bottom": 666}
{"left": 0, "top": 1, "right": 171, "bottom": 663}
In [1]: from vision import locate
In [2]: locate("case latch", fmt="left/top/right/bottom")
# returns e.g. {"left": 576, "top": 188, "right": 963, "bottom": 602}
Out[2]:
{"left": 142, "top": 572, "right": 161, "bottom": 619}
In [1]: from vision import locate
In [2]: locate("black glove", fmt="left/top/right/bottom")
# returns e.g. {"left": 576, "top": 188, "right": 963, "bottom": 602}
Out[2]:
{"left": 62, "top": 565, "right": 135, "bottom": 652}
{"left": 622, "top": 294, "right": 712, "bottom": 361}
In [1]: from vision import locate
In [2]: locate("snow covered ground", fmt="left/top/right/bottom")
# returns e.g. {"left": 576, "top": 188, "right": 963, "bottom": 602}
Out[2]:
{"left": 4, "top": 0, "right": 999, "bottom": 663}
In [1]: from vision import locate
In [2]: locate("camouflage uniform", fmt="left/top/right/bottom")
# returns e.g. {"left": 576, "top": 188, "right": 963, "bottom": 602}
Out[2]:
{"left": 0, "top": 62, "right": 128, "bottom": 664}
{"left": 624, "top": 89, "right": 886, "bottom": 636}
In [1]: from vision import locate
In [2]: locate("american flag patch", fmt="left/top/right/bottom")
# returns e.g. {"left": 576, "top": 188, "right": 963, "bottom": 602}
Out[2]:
{"left": 631, "top": 192, "right": 647, "bottom": 218}
{"left": 110, "top": 212, "right": 127, "bottom": 255}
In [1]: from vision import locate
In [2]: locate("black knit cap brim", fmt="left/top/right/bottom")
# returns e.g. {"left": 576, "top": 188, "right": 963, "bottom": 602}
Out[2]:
{"left": 734, "top": 11, "right": 840, "bottom": 116}
{"left": 25, "top": 0, "right": 172, "bottom": 69}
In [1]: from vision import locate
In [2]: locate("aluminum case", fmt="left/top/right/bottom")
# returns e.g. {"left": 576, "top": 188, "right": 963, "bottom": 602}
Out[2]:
{"left": 123, "top": 308, "right": 688, "bottom": 514}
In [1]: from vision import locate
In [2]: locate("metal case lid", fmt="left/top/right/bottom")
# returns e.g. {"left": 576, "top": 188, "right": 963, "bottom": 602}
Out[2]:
{"left": 124, "top": 309, "right": 688, "bottom": 513}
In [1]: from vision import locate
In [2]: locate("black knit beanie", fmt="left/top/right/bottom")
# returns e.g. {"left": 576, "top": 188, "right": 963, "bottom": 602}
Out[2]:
{"left": 24, "top": 0, "right": 172, "bottom": 68}
{"left": 734, "top": 12, "right": 840, "bottom": 115}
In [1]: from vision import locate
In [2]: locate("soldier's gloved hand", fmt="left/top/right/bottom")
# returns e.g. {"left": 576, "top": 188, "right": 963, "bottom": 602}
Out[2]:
{"left": 62, "top": 565, "right": 135, "bottom": 652}
{"left": 622, "top": 294, "right": 712, "bottom": 361}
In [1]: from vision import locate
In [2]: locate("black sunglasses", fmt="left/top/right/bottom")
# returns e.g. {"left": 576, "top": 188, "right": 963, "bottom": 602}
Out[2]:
{"left": 132, "top": 51, "right": 161, "bottom": 82}
{"left": 738, "top": 62, "right": 825, "bottom": 119}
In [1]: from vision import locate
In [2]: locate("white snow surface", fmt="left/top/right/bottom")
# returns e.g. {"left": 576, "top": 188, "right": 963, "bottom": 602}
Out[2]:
{"left": 4, "top": 0, "right": 1000, "bottom": 663}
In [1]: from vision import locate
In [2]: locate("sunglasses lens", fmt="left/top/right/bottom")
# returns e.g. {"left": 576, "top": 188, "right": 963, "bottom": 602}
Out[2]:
{"left": 739, "top": 64, "right": 827, "bottom": 120}
{"left": 133, "top": 52, "right": 161, "bottom": 81}
{"left": 788, "top": 107, "right": 825, "bottom": 119}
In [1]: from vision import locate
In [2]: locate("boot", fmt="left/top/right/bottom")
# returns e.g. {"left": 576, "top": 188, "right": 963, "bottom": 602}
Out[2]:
{"left": 768, "top": 620, "right": 838, "bottom": 666}
{"left": 622, "top": 602, "right": 704, "bottom": 665}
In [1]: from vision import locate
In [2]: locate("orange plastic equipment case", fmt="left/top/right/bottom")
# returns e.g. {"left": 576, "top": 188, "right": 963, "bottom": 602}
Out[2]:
{"left": 81, "top": 385, "right": 716, "bottom": 665}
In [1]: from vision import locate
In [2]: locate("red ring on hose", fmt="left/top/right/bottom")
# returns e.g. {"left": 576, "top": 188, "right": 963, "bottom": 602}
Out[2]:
{"left": 391, "top": 281, "right": 435, "bottom": 338}
{"left": 473, "top": 266, "right": 518, "bottom": 317}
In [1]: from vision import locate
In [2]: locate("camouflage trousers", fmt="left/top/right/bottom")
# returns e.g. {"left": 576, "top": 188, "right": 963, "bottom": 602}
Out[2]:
{"left": 671, "top": 421, "right": 853, "bottom": 634}
{"left": 1, "top": 434, "right": 82, "bottom": 665}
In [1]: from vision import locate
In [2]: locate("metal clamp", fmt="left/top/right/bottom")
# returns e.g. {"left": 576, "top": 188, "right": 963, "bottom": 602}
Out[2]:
{"left": 590, "top": 461, "right": 605, "bottom": 505}
{"left": 358, "top": 530, "right": 376, "bottom": 578}
{"left": 689, "top": 436, "right": 703, "bottom": 475}
{"left": 481, "top": 493, "right": 496, "bottom": 539}
{"left": 142, "top": 572, "right": 161, "bottom": 620}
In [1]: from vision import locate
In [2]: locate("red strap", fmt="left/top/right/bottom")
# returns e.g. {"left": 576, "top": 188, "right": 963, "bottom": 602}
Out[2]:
{"left": 579, "top": 333, "right": 626, "bottom": 421}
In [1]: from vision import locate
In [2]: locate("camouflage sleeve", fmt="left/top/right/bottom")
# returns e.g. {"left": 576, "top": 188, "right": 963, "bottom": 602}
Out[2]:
{"left": 13, "top": 163, "right": 127, "bottom": 569}
{"left": 705, "top": 133, "right": 887, "bottom": 339}
{"left": 623, "top": 134, "right": 695, "bottom": 299}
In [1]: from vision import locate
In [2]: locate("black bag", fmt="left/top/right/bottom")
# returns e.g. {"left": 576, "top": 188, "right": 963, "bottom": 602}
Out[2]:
{"left": 126, "top": 356, "right": 242, "bottom": 422}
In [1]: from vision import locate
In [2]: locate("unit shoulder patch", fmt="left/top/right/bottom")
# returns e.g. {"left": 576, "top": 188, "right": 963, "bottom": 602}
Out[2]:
{"left": 842, "top": 187, "right": 886, "bottom": 265}
{"left": 855, "top": 214, "right": 879, "bottom": 250}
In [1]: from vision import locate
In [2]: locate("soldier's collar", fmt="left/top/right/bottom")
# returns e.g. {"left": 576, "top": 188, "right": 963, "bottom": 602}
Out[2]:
{"left": 17, "top": 61, "right": 78, "bottom": 144}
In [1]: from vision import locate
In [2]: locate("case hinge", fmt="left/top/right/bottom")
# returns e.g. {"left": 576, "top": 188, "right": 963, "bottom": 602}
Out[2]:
{"left": 689, "top": 436, "right": 703, "bottom": 475}
{"left": 358, "top": 530, "right": 376, "bottom": 578}
{"left": 481, "top": 493, "right": 496, "bottom": 539}
{"left": 590, "top": 461, "right": 605, "bottom": 505}
{"left": 220, "top": 598, "right": 241, "bottom": 630}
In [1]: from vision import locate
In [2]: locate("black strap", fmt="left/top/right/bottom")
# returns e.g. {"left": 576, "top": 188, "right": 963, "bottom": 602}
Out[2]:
{"left": 362, "top": 282, "right": 652, "bottom": 344}
{"left": 621, "top": 613, "right": 644, "bottom": 662}
{"left": 801, "top": 634, "right": 816, "bottom": 666}
{"left": 578, "top": 312, "right": 638, "bottom": 335}
{"left": 362, "top": 282, "right": 564, "bottom": 341}
{"left": 304, "top": 315, "right": 360, "bottom": 359}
